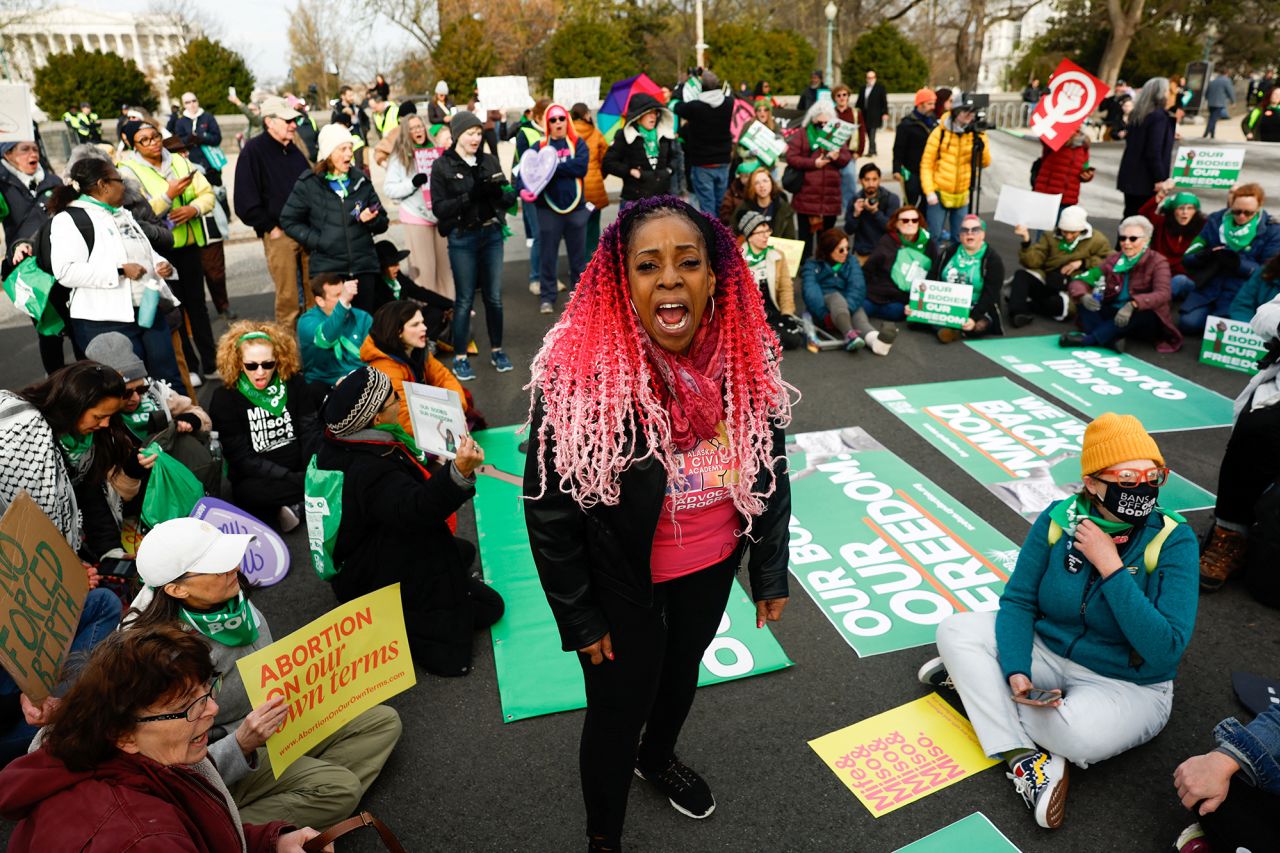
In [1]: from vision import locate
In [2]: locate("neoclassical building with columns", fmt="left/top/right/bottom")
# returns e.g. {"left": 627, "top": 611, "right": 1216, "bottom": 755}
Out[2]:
{"left": 0, "top": 5, "right": 187, "bottom": 117}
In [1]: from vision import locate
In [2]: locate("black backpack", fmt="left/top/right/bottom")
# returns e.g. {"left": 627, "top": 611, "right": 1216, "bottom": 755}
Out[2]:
{"left": 1029, "top": 157, "right": 1043, "bottom": 189}
{"left": 34, "top": 205, "right": 94, "bottom": 277}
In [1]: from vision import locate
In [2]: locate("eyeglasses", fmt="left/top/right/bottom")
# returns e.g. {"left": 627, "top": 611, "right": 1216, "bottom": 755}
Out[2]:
{"left": 898, "top": 216, "right": 920, "bottom": 224}
{"left": 134, "top": 134, "right": 161, "bottom": 145}
{"left": 242, "top": 360, "right": 277, "bottom": 372}
{"left": 100, "top": 177, "right": 124, "bottom": 185}
{"left": 123, "top": 386, "right": 145, "bottom": 399}
{"left": 959, "top": 226, "right": 983, "bottom": 234}
{"left": 182, "top": 99, "right": 197, "bottom": 104}
{"left": 547, "top": 116, "right": 567, "bottom": 124}
{"left": 1231, "top": 208, "right": 1257, "bottom": 218}
{"left": 1117, "top": 234, "right": 1144, "bottom": 243}
{"left": 135, "top": 674, "right": 222, "bottom": 723}
{"left": 1096, "top": 466, "right": 1171, "bottom": 488}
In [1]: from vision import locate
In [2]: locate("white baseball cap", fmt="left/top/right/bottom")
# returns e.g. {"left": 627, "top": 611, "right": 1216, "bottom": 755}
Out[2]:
{"left": 136, "top": 517, "right": 254, "bottom": 589}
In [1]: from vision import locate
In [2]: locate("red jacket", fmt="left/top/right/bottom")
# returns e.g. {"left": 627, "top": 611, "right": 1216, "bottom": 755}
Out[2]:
{"left": 1139, "top": 195, "right": 1203, "bottom": 277}
{"left": 785, "top": 128, "right": 852, "bottom": 217}
{"left": 0, "top": 747, "right": 290, "bottom": 852}
{"left": 1033, "top": 140, "right": 1091, "bottom": 206}
{"left": 1068, "top": 249, "right": 1182, "bottom": 353}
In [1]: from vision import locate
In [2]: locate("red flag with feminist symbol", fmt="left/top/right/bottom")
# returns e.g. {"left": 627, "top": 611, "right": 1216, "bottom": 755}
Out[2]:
{"left": 1029, "top": 58, "right": 1110, "bottom": 151}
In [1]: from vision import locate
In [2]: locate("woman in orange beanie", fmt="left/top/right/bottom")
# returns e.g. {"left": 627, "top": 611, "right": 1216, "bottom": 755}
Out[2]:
{"left": 917, "top": 412, "right": 1198, "bottom": 831}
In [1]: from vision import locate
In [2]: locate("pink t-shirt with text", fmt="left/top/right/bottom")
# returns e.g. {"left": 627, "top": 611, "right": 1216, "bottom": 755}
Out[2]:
{"left": 651, "top": 422, "right": 743, "bottom": 582}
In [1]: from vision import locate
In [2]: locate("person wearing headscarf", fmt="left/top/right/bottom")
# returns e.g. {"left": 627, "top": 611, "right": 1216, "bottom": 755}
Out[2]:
{"left": 1140, "top": 188, "right": 1204, "bottom": 302}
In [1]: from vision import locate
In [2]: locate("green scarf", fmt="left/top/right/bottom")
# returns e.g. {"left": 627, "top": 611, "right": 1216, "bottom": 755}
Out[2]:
{"left": 325, "top": 171, "right": 351, "bottom": 199}
{"left": 121, "top": 391, "right": 162, "bottom": 440}
{"left": 744, "top": 244, "right": 769, "bottom": 267}
{"left": 383, "top": 275, "right": 401, "bottom": 299}
{"left": 1222, "top": 212, "right": 1262, "bottom": 252}
{"left": 637, "top": 125, "right": 660, "bottom": 161}
{"left": 1048, "top": 494, "right": 1133, "bottom": 537}
{"left": 180, "top": 592, "right": 260, "bottom": 647}
{"left": 1057, "top": 232, "right": 1085, "bottom": 253}
{"left": 1113, "top": 247, "right": 1146, "bottom": 274}
{"left": 77, "top": 194, "right": 119, "bottom": 214}
{"left": 806, "top": 123, "right": 823, "bottom": 150}
{"left": 58, "top": 432, "right": 93, "bottom": 464}
{"left": 890, "top": 231, "right": 932, "bottom": 292}
{"left": 372, "top": 422, "right": 431, "bottom": 465}
{"left": 831, "top": 261, "right": 844, "bottom": 273}
{"left": 236, "top": 372, "right": 288, "bottom": 416}
{"left": 941, "top": 242, "right": 987, "bottom": 298}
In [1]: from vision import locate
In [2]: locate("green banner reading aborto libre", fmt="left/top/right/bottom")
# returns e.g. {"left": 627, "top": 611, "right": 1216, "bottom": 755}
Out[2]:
{"left": 786, "top": 427, "right": 1020, "bottom": 658}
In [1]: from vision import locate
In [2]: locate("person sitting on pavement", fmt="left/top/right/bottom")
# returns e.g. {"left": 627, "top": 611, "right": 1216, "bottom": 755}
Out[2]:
{"left": 124, "top": 517, "right": 402, "bottom": 828}
{"left": 862, "top": 205, "right": 938, "bottom": 325}
{"left": 360, "top": 299, "right": 468, "bottom": 439}
{"left": 920, "top": 413, "right": 1197, "bottom": 830}
{"left": 1180, "top": 183, "right": 1280, "bottom": 334}
{"left": 1062, "top": 215, "right": 1180, "bottom": 352}
{"left": 297, "top": 273, "right": 373, "bottom": 394}
{"left": 316, "top": 367, "right": 503, "bottom": 676}
{"left": 0, "top": 624, "right": 321, "bottom": 851}
{"left": 209, "top": 322, "right": 320, "bottom": 532}
{"left": 843, "top": 162, "right": 900, "bottom": 259}
{"left": 738, "top": 212, "right": 803, "bottom": 350}
{"left": 1198, "top": 291, "right": 1280, "bottom": 594}
{"left": 1171, "top": 699, "right": 1280, "bottom": 853}
{"left": 730, "top": 166, "right": 797, "bottom": 242}
{"left": 1006, "top": 205, "right": 1113, "bottom": 326}
{"left": 1229, "top": 253, "right": 1280, "bottom": 322}
{"left": 801, "top": 227, "right": 891, "bottom": 355}
{"left": 911, "top": 214, "right": 1004, "bottom": 344}
{"left": 601, "top": 93, "right": 677, "bottom": 204}
{"left": 374, "top": 239, "right": 453, "bottom": 323}
{"left": 1140, "top": 189, "right": 1204, "bottom": 303}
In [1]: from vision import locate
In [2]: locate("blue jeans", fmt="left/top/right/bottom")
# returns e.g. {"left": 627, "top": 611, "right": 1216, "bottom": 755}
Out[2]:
{"left": 689, "top": 165, "right": 729, "bottom": 217}
{"left": 1170, "top": 274, "right": 1194, "bottom": 302}
{"left": 839, "top": 159, "right": 859, "bottom": 214}
{"left": 1205, "top": 106, "right": 1228, "bottom": 138}
{"left": 537, "top": 204, "right": 589, "bottom": 305}
{"left": 926, "top": 201, "right": 968, "bottom": 245}
{"left": 448, "top": 223, "right": 505, "bottom": 351}
{"left": 669, "top": 140, "right": 687, "bottom": 195}
{"left": 71, "top": 317, "right": 185, "bottom": 390}
{"left": 1179, "top": 276, "right": 1241, "bottom": 334}
{"left": 522, "top": 202, "right": 540, "bottom": 283}
{"left": 0, "top": 588, "right": 121, "bottom": 766}
{"left": 1080, "top": 302, "right": 1159, "bottom": 346}
{"left": 864, "top": 300, "right": 907, "bottom": 321}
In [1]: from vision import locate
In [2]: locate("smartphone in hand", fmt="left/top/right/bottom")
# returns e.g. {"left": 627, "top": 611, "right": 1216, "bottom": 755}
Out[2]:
{"left": 1013, "top": 687, "right": 1063, "bottom": 706}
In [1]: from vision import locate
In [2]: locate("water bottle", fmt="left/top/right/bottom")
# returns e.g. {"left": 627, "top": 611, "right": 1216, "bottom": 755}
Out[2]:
{"left": 208, "top": 431, "right": 223, "bottom": 464}
{"left": 136, "top": 277, "right": 161, "bottom": 328}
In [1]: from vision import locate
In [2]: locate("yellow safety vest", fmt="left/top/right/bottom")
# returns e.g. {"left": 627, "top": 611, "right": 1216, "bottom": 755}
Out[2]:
{"left": 63, "top": 112, "right": 98, "bottom": 137}
{"left": 118, "top": 155, "right": 207, "bottom": 249}
{"left": 374, "top": 104, "right": 399, "bottom": 136}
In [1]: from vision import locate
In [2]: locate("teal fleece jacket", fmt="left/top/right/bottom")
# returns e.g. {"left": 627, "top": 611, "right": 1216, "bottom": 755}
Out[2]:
{"left": 995, "top": 503, "right": 1199, "bottom": 686}
{"left": 297, "top": 302, "right": 373, "bottom": 387}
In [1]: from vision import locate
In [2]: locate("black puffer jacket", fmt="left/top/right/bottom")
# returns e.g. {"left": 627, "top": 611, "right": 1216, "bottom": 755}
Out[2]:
{"left": 429, "top": 148, "right": 516, "bottom": 238}
{"left": 0, "top": 166, "right": 61, "bottom": 255}
{"left": 279, "top": 168, "right": 388, "bottom": 275}
{"left": 522, "top": 402, "right": 791, "bottom": 652}
{"left": 601, "top": 94, "right": 675, "bottom": 201}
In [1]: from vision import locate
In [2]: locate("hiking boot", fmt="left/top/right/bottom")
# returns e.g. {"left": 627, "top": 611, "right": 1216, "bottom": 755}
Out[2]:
{"left": 452, "top": 356, "right": 475, "bottom": 382}
{"left": 937, "top": 327, "right": 964, "bottom": 344}
{"left": 1008, "top": 751, "right": 1068, "bottom": 829}
{"left": 587, "top": 836, "right": 621, "bottom": 853}
{"left": 1199, "top": 525, "right": 1247, "bottom": 591}
{"left": 634, "top": 755, "right": 715, "bottom": 819}
{"left": 490, "top": 350, "right": 514, "bottom": 373}
{"left": 1012, "top": 312, "right": 1035, "bottom": 328}
{"left": 916, "top": 656, "right": 954, "bottom": 690}
{"left": 844, "top": 329, "right": 866, "bottom": 352}
{"left": 1058, "top": 331, "right": 1087, "bottom": 347}
{"left": 1174, "top": 822, "right": 1210, "bottom": 853}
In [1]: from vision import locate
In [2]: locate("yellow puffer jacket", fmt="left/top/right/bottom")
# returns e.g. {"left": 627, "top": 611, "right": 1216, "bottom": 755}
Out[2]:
{"left": 919, "top": 121, "right": 992, "bottom": 207}
{"left": 573, "top": 119, "right": 610, "bottom": 210}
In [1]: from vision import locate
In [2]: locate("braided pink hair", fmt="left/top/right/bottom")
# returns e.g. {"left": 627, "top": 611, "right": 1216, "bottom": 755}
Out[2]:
{"left": 526, "top": 196, "right": 794, "bottom": 525}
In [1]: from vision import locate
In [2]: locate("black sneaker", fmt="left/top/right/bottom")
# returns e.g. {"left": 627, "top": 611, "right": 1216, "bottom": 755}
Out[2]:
{"left": 634, "top": 756, "right": 715, "bottom": 819}
{"left": 916, "top": 656, "right": 954, "bottom": 690}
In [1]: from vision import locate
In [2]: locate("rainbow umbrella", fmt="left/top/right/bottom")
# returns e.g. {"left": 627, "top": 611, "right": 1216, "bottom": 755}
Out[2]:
{"left": 598, "top": 73, "right": 665, "bottom": 143}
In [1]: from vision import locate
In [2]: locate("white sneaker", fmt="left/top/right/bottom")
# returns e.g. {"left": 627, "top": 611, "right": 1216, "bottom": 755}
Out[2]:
{"left": 1053, "top": 292, "right": 1071, "bottom": 322}
{"left": 866, "top": 330, "right": 893, "bottom": 356}
{"left": 528, "top": 281, "right": 540, "bottom": 295}
{"left": 189, "top": 373, "right": 204, "bottom": 388}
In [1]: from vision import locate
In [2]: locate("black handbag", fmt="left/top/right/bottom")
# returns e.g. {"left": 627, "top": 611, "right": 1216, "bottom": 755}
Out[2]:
{"left": 781, "top": 165, "right": 804, "bottom": 195}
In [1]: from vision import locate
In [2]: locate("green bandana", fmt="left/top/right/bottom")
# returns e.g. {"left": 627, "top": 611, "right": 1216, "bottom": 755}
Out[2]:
{"left": 1057, "top": 232, "right": 1085, "bottom": 253}
{"left": 744, "top": 245, "right": 769, "bottom": 266}
{"left": 1113, "top": 247, "right": 1146, "bottom": 274}
{"left": 890, "top": 241, "right": 932, "bottom": 292}
{"left": 180, "top": 591, "right": 259, "bottom": 647}
{"left": 1163, "top": 192, "right": 1200, "bottom": 212}
{"left": 1048, "top": 494, "right": 1133, "bottom": 537}
{"left": 831, "top": 261, "right": 844, "bottom": 273}
{"left": 1222, "top": 211, "right": 1262, "bottom": 252}
{"left": 383, "top": 275, "right": 401, "bottom": 299}
{"left": 941, "top": 242, "right": 987, "bottom": 298}
{"left": 58, "top": 432, "right": 93, "bottom": 464}
{"left": 122, "top": 391, "right": 162, "bottom": 440}
{"left": 78, "top": 194, "right": 120, "bottom": 214}
{"left": 325, "top": 171, "right": 351, "bottom": 199}
{"left": 806, "top": 123, "right": 822, "bottom": 149}
{"left": 637, "top": 124, "right": 660, "bottom": 161}
{"left": 372, "top": 422, "right": 431, "bottom": 465}
{"left": 236, "top": 372, "right": 288, "bottom": 416}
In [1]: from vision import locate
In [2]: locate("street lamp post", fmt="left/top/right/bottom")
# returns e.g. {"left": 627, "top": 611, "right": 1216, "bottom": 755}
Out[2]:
{"left": 824, "top": 2, "right": 838, "bottom": 87}
{"left": 695, "top": 0, "right": 707, "bottom": 69}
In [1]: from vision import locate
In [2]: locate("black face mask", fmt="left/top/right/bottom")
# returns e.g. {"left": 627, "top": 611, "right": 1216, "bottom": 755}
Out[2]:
{"left": 1094, "top": 481, "right": 1159, "bottom": 524}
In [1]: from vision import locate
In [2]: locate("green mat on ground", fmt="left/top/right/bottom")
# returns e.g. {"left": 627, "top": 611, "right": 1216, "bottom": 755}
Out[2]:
{"left": 472, "top": 425, "right": 793, "bottom": 723}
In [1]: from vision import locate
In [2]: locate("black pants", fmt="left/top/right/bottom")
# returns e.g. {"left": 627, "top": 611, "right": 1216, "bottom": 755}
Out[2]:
{"left": 865, "top": 125, "right": 879, "bottom": 155}
{"left": 170, "top": 245, "right": 217, "bottom": 374}
{"left": 36, "top": 284, "right": 83, "bottom": 375}
{"left": 1123, "top": 192, "right": 1154, "bottom": 218}
{"left": 797, "top": 214, "right": 837, "bottom": 261}
{"left": 232, "top": 473, "right": 303, "bottom": 527}
{"left": 577, "top": 554, "right": 737, "bottom": 845}
{"left": 1215, "top": 396, "right": 1280, "bottom": 526}
{"left": 1200, "top": 775, "right": 1280, "bottom": 853}
{"left": 769, "top": 312, "right": 805, "bottom": 350}
{"left": 1007, "top": 269, "right": 1069, "bottom": 318}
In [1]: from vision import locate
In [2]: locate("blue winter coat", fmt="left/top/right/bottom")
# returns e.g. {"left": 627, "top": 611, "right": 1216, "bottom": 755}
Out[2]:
{"left": 800, "top": 258, "right": 866, "bottom": 322}
{"left": 1185, "top": 209, "right": 1280, "bottom": 300}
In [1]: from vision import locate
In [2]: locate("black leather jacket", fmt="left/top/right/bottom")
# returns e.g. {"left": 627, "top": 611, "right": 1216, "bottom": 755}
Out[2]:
{"left": 523, "top": 400, "right": 791, "bottom": 652}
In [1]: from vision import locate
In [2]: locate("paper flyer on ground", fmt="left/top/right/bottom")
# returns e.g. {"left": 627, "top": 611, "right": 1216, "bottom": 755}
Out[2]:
{"left": 867, "top": 379, "right": 1216, "bottom": 521}
{"left": 1200, "top": 315, "right": 1266, "bottom": 375}
{"left": 787, "top": 427, "right": 1018, "bottom": 657}
{"left": 906, "top": 280, "right": 972, "bottom": 329}
{"left": 472, "top": 426, "right": 792, "bottom": 723}
{"left": 891, "top": 813, "right": 1022, "bottom": 852}
{"left": 403, "top": 381, "right": 467, "bottom": 459}
{"left": 809, "top": 693, "right": 999, "bottom": 817}
{"left": 966, "top": 335, "right": 1234, "bottom": 431}
{"left": 1173, "top": 146, "right": 1245, "bottom": 190}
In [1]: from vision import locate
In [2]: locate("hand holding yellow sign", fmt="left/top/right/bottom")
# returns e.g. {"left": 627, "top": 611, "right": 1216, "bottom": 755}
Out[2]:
{"left": 236, "top": 585, "right": 415, "bottom": 778}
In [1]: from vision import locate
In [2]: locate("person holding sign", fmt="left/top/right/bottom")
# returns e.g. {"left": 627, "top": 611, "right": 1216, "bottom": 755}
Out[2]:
{"left": 923, "top": 413, "right": 1198, "bottom": 829}
{"left": 524, "top": 196, "right": 792, "bottom": 853}
{"left": 1063, "top": 215, "right": 1180, "bottom": 352}
{"left": 785, "top": 101, "right": 853, "bottom": 260}
{"left": 602, "top": 94, "right": 677, "bottom": 203}
{"left": 863, "top": 204, "right": 938, "bottom": 325}
{"left": 801, "top": 228, "right": 893, "bottom": 354}
{"left": 919, "top": 99, "right": 990, "bottom": 245}
{"left": 124, "top": 518, "right": 403, "bottom": 827}
{"left": 1140, "top": 189, "right": 1204, "bottom": 302}
{"left": 210, "top": 323, "right": 321, "bottom": 532}
{"left": 738, "top": 212, "right": 803, "bottom": 350}
{"left": 0, "top": 625, "right": 326, "bottom": 851}
{"left": 316, "top": 367, "right": 503, "bottom": 676}
{"left": 916, "top": 214, "right": 1005, "bottom": 343}
{"left": 1180, "top": 184, "right": 1280, "bottom": 334}
{"left": 361, "top": 300, "right": 469, "bottom": 438}
{"left": 1007, "top": 205, "right": 1112, "bottom": 325}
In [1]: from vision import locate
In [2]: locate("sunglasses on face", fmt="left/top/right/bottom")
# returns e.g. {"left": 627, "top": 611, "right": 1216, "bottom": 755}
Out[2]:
{"left": 959, "top": 226, "right": 983, "bottom": 234}
{"left": 1096, "top": 466, "right": 1171, "bottom": 488}
{"left": 1231, "top": 208, "right": 1256, "bottom": 217}
{"left": 242, "top": 360, "right": 277, "bottom": 372}
{"left": 1117, "top": 234, "right": 1144, "bottom": 243}
{"left": 898, "top": 216, "right": 919, "bottom": 224}
{"left": 547, "top": 116, "right": 567, "bottom": 124}
{"left": 123, "top": 386, "right": 145, "bottom": 399}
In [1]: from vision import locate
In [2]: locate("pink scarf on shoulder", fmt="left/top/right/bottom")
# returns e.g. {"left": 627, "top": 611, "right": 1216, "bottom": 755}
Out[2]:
{"left": 642, "top": 311, "right": 726, "bottom": 450}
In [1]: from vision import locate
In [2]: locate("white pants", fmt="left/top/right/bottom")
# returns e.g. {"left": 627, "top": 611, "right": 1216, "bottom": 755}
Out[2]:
{"left": 935, "top": 611, "right": 1173, "bottom": 769}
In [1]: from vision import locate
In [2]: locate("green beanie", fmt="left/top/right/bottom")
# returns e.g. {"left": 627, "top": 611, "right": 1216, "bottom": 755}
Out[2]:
{"left": 1164, "top": 191, "right": 1200, "bottom": 211}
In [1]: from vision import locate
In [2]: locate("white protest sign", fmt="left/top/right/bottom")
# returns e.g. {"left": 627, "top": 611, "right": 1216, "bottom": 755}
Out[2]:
{"left": 1173, "top": 147, "right": 1246, "bottom": 190}
{"left": 553, "top": 77, "right": 602, "bottom": 111}
{"left": 403, "top": 382, "right": 468, "bottom": 460}
{"left": 476, "top": 76, "right": 533, "bottom": 112}
{"left": 907, "top": 279, "right": 973, "bottom": 329}
{"left": 994, "top": 186, "right": 1063, "bottom": 232}
{"left": 0, "top": 83, "right": 34, "bottom": 143}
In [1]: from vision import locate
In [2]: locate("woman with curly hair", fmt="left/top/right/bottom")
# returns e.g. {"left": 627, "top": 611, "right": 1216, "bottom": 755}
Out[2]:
{"left": 208, "top": 321, "right": 321, "bottom": 531}
{"left": 523, "top": 196, "right": 794, "bottom": 853}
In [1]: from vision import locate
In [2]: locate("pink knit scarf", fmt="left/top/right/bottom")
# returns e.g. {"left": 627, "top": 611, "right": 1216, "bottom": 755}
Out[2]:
{"left": 643, "top": 310, "right": 726, "bottom": 450}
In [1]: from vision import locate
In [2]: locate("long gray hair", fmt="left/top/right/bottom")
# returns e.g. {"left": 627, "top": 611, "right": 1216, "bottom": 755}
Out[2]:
{"left": 1128, "top": 77, "right": 1170, "bottom": 130}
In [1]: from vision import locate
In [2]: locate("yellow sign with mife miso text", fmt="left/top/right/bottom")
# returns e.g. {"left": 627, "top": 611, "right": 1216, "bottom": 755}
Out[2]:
{"left": 236, "top": 585, "right": 415, "bottom": 777}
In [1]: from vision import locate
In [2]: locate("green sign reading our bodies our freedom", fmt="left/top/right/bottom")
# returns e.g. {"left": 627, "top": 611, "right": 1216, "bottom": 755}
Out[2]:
{"left": 787, "top": 428, "right": 1020, "bottom": 658}
{"left": 966, "top": 335, "right": 1235, "bottom": 431}
{"left": 1200, "top": 315, "right": 1266, "bottom": 376}
{"left": 1172, "top": 146, "right": 1245, "bottom": 190}
{"left": 907, "top": 280, "right": 971, "bottom": 329}
{"left": 867, "top": 378, "right": 1215, "bottom": 523}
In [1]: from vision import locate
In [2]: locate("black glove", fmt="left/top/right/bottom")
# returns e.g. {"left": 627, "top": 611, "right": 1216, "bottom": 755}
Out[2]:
{"left": 481, "top": 179, "right": 507, "bottom": 201}
{"left": 412, "top": 173, "right": 428, "bottom": 188}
